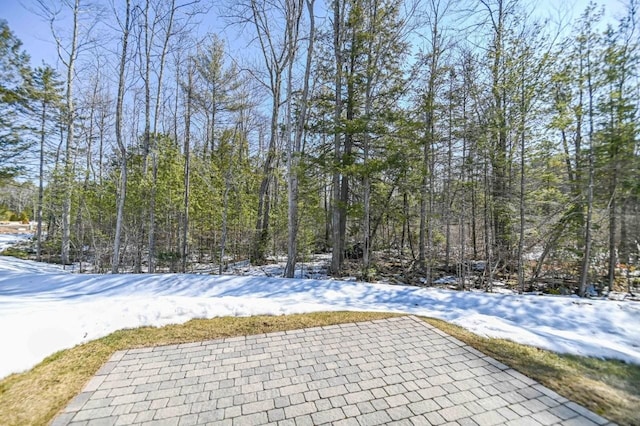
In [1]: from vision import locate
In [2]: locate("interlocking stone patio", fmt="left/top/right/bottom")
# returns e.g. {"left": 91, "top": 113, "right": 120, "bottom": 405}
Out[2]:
{"left": 52, "top": 316, "right": 614, "bottom": 426}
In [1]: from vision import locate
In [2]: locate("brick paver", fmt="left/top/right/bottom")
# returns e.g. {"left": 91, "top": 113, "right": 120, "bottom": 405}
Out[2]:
{"left": 52, "top": 316, "right": 615, "bottom": 425}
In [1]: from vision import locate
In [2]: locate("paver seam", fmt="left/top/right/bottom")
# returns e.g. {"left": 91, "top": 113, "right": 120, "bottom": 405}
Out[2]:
{"left": 53, "top": 315, "right": 617, "bottom": 426}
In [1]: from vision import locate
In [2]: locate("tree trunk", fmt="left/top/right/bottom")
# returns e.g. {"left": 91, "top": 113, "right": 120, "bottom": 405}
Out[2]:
{"left": 150, "top": 0, "right": 177, "bottom": 273}
{"left": 484, "top": 145, "right": 494, "bottom": 291}
{"left": 37, "top": 95, "right": 46, "bottom": 262}
{"left": 579, "top": 36, "right": 596, "bottom": 297}
{"left": 338, "top": 33, "right": 357, "bottom": 271}
{"left": 419, "top": 3, "right": 442, "bottom": 281}
{"left": 517, "top": 63, "right": 526, "bottom": 293}
{"left": 608, "top": 175, "right": 617, "bottom": 291}
{"left": 285, "top": 0, "right": 313, "bottom": 278}
{"left": 485, "top": 0, "right": 511, "bottom": 268}
{"left": 361, "top": 0, "right": 378, "bottom": 280}
{"left": 61, "top": 0, "right": 81, "bottom": 267}
{"left": 578, "top": 150, "right": 594, "bottom": 296}
{"left": 330, "top": 0, "right": 344, "bottom": 275}
{"left": 283, "top": 8, "right": 298, "bottom": 278}
{"left": 459, "top": 87, "right": 468, "bottom": 290}
{"left": 620, "top": 198, "right": 629, "bottom": 265}
{"left": 445, "top": 71, "right": 453, "bottom": 269}
{"left": 219, "top": 170, "right": 231, "bottom": 275}
{"left": 419, "top": 129, "right": 430, "bottom": 276}
{"left": 181, "top": 61, "right": 192, "bottom": 273}
{"left": 112, "top": 0, "right": 131, "bottom": 274}
{"left": 248, "top": 0, "right": 294, "bottom": 265}
{"left": 253, "top": 91, "right": 279, "bottom": 264}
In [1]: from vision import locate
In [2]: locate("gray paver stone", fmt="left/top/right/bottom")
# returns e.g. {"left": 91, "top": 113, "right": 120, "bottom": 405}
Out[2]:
{"left": 232, "top": 412, "right": 268, "bottom": 425}
{"left": 52, "top": 317, "right": 614, "bottom": 426}
{"left": 387, "top": 405, "right": 414, "bottom": 421}
{"left": 284, "top": 401, "right": 316, "bottom": 419}
{"left": 176, "top": 413, "right": 198, "bottom": 426}
{"left": 356, "top": 410, "right": 392, "bottom": 425}
{"left": 72, "top": 407, "right": 115, "bottom": 422}
{"left": 268, "top": 408, "right": 286, "bottom": 422}
{"left": 85, "top": 416, "right": 117, "bottom": 426}
{"left": 154, "top": 404, "right": 190, "bottom": 420}
{"left": 423, "top": 411, "right": 447, "bottom": 425}
{"left": 408, "top": 399, "right": 440, "bottom": 415}
{"left": 439, "top": 405, "right": 473, "bottom": 422}
{"left": 333, "top": 417, "right": 359, "bottom": 426}
{"left": 472, "top": 410, "right": 507, "bottom": 426}
{"left": 289, "top": 393, "right": 306, "bottom": 405}
{"left": 242, "top": 398, "right": 275, "bottom": 415}
{"left": 311, "top": 407, "right": 345, "bottom": 424}
{"left": 114, "top": 413, "right": 137, "bottom": 425}
{"left": 64, "top": 392, "right": 94, "bottom": 413}
{"left": 197, "top": 409, "right": 224, "bottom": 423}
{"left": 51, "top": 413, "right": 76, "bottom": 426}
{"left": 314, "top": 398, "right": 332, "bottom": 411}
{"left": 560, "top": 417, "right": 599, "bottom": 426}
{"left": 530, "top": 410, "right": 562, "bottom": 426}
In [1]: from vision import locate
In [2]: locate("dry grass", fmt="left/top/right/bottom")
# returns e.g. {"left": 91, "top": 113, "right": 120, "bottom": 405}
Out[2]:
{"left": 0, "top": 312, "right": 398, "bottom": 426}
{"left": 1, "top": 311, "right": 638, "bottom": 426}
{"left": 422, "top": 317, "right": 640, "bottom": 426}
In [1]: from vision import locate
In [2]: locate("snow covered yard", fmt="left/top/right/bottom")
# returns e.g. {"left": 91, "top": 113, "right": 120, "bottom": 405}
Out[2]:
{"left": 0, "top": 237, "right": 639, "bottom": 380}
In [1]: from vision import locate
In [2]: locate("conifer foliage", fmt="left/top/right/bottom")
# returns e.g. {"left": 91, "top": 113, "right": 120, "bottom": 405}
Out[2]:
{"left": 1, "top": 0, "right": 639, "bottom": 294}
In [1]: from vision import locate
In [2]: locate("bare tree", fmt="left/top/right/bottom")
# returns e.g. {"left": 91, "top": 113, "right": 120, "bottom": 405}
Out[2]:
{"left": 112, "top": 0, "right": 133, "bottom": 273}
{"left": 284, "top": 0, "right": 314, "bottom": 278}
{"left": 229, "top": 0, "right": 303, "bottom": 264}
{"left": 38, "top": 0, "right": 77, "bottom": 266}
{"left": 181, "top": 58, "right": 193, "bottom": 273}
{"left": 137, "top": 0, "right": 179, "bottom": 273}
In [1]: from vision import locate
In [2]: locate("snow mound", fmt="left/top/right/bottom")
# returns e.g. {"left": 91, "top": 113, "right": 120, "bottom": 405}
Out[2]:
{"left": 0, "top": 255, "right": 638, "bottom": 379}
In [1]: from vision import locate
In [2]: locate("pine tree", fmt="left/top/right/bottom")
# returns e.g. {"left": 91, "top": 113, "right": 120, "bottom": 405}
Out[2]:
{"left": 0, "top": 20, "right": 33, "bottom": 180}
{"left": 31, "top": 65, "right": 63, "bottom": 261}
{"left": 598, "top": 13, "right": 638, "bottom": 291}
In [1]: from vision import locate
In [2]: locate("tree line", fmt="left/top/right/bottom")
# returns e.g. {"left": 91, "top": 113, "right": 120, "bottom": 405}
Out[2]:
{"left": 0, "top": 0, "right": 638, "bottom": 295}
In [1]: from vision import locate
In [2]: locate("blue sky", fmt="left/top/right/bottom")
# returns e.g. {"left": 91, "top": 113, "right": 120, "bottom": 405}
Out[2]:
{"left": 1, "top": 0, "right": 629, "bottom": 69}
{"left": 2, "top": 1, "right": 57, "bottom": 65}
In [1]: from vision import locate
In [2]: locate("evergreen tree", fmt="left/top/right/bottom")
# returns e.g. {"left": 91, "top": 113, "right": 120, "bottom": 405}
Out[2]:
{"left": 31, "top": 65, "right": 63, "bottom": 261}
{"left": 597, "top": 14, "right": 639, "bottom": 291}
{"left": 0, "top": 20, "right": 33, "bottom": 180}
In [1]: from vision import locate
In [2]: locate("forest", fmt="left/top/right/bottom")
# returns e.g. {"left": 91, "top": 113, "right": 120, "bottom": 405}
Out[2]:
{"left": 0, "top": 0, "right": 639, "bottom": 297}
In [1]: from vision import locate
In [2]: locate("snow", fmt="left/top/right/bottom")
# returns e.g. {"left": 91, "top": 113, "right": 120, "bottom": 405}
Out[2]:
{"left": 0, "top": 240, "right": 639, "bottom": 379}
{"left": 433, "top": 276, "right": 457, "bottom": 285}
{"left": 0, "top": 233, "right": 32, "bottom": 252}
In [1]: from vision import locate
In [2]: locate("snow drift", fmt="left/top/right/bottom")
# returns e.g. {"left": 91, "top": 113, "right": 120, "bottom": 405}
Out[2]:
{"left": 0, "top": 246, "right": 638, "bottom": 379}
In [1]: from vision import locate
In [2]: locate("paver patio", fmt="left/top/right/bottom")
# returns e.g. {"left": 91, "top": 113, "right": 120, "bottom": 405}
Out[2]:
{"left": 52, "top": 315, "right": 614, "bottom": 426}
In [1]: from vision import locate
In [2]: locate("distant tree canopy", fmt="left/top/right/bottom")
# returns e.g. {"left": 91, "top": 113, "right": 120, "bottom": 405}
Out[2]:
{"left": 0, "top": 20, "right": 33, "bottom": 180}
{"left": 0, "top": 0, "right": 639, "bottom": 296}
